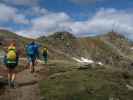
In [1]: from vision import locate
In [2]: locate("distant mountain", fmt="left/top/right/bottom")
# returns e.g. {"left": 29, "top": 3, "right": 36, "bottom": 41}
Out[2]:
{"left": 0, "top": 29, "right": 132, "bottom": 69}
{"left": 37, "top": 31, "right": 133, "bottom": 69}
{"left": 100, "top": 32, "right": 133, "bottom": 56}
{"left": 0, "top": 29, "right": 18, "bottom": 38}
{"left": 0, "top": 29, "right": 32, "bottom": 56}
{"left": 47, "top": 32, "right": 76, "bottom": 39}
{"left": 0, "top": 29, "right": 31, "bottom": 43}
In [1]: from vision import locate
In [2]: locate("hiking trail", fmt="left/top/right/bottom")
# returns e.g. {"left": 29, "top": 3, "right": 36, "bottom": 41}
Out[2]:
{"left": 0, "top": 59, "right": 48, "bottom": 100}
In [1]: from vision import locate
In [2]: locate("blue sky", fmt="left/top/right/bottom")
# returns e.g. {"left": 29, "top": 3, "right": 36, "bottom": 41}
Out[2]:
{"left": 0, "top": 0, "right": 133, "bottom": 39}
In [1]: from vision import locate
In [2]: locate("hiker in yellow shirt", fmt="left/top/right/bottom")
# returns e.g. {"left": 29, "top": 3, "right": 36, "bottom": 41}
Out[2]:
{"left": 4, "top": 40, "right": 19, "bottom": 88}
{"left": 42, "top": 47, "right": 48, "bottom": 64}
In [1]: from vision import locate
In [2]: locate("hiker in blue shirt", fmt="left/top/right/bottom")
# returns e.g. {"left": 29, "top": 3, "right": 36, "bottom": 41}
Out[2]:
{"left": 25, "top": 41, "right": 39, "bottom": 73}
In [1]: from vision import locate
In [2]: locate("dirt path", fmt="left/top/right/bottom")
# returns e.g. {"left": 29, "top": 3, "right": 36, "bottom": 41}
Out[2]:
{"left": 0, "top": 60, "right": 48, "bottom": 100}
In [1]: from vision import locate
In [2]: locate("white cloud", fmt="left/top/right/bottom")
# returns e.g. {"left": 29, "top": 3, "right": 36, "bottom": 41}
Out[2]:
{"left": 0, "top": 3, "right": 17, "bottom": 22}
{"left": 84, "top": 8, "right": 133, "bottom": 38}
{"left": 0, "top": 3, "right": 133, "bottom": 40}
{"left": 31, "top": 12, "right": 71, "bottom": 31}
{"left": 14, "top": 14, "right": 29, "bottom": 24}
{"left": 0, "top": 27, "right": 12, "bottom": 31}
{"left": 0, "top": 3, "right": 29, "bottom": 24}
{"left": 17, "top": 12, "right": 72, "bottom": 38}
{"left": 17, "top": 8, "right": 133, "bottom": 40}
{"left": 1, "top": 0, "right": 38, "bottom": 6}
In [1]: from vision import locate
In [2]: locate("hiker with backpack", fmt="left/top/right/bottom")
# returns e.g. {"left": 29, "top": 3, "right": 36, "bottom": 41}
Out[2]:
{"left": 26, "top": 41, "right": 39, "bottom": 73}
{"left": 42, "top": 46, "right": 48, "bottom": 64}
{"left": 4, "top": 41, "right": 19, "bottom": 88}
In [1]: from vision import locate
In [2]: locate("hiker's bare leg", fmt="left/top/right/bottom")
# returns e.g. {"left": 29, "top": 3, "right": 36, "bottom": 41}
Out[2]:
{"left": 8, "top": 73, "right": 11, "bottom": 81}
{"left": 8, "top": 69, "right": 12, "bottom": 80}
{"left": 11, "top": 69, "right": 16, "bottom": 81}
{"left": 8, "top": 73, "right": 11, "bottom": 80}
{"left": 29, "top": 62, "right": 33, "bottom": 72}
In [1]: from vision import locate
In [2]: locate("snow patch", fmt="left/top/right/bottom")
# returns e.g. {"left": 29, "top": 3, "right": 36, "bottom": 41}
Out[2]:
{"left": 126, "top": 84, "right": 133, "bottom": 91}
{"left": 97, "top": 62, "right": 104, "bottom": 66}
{"left": 130, "top": 47, "right": 133, "bottom": 50}
{"left": 72, "top": 57, "right": 104, "bottom": 66}
{"left": 81, "top": 57, "right": 94, "bottom": 64}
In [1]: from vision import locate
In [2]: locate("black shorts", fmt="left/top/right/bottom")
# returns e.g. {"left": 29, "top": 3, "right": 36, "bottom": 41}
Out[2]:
{"left": 6, "top": 63, "right": 17, "bottom": 69}
{"left": 28, "top": 55, "right": 36, "bottom": 64}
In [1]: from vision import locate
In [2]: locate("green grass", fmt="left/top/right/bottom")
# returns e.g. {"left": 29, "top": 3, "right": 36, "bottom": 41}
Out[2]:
{"left": 40, "top": 62, "right": 133, "bottom": 100}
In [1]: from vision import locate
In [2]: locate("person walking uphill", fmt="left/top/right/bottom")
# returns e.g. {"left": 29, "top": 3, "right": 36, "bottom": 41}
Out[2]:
{"left": 26, "top": 41, "right": 39, "bottom": 73}
{"left": 42, "top": 47, "right": 48, "bottom": 64}
{"left": 4, "top": 41, "right": 19, "bottom": 88}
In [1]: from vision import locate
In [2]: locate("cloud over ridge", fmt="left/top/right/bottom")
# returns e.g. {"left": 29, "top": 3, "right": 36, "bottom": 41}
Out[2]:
{"left": 0, "top": 1, "right": 133, "bottom": 39}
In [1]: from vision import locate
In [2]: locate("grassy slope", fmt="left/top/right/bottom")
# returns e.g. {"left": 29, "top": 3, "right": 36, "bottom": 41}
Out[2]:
{"left": 38, "top": 32, "right": 133, "bottom": 100}
{"left": 40, "top": 61, "right": 133, "bottom": 100}
{"left": 100, "top": 32, "right": 133, "bottom": 58}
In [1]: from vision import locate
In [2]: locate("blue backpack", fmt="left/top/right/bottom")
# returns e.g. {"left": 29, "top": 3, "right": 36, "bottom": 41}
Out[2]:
{"left": 27, "top": 44, "right": 35, "bottom": 56}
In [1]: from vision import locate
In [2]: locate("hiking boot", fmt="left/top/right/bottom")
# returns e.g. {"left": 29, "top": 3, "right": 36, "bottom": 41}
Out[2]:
{"left": 11, "top": 80, "right": 16, "bottom": 88}
{"left": 30, "top": 67, "right": 35, "bottom": 73}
